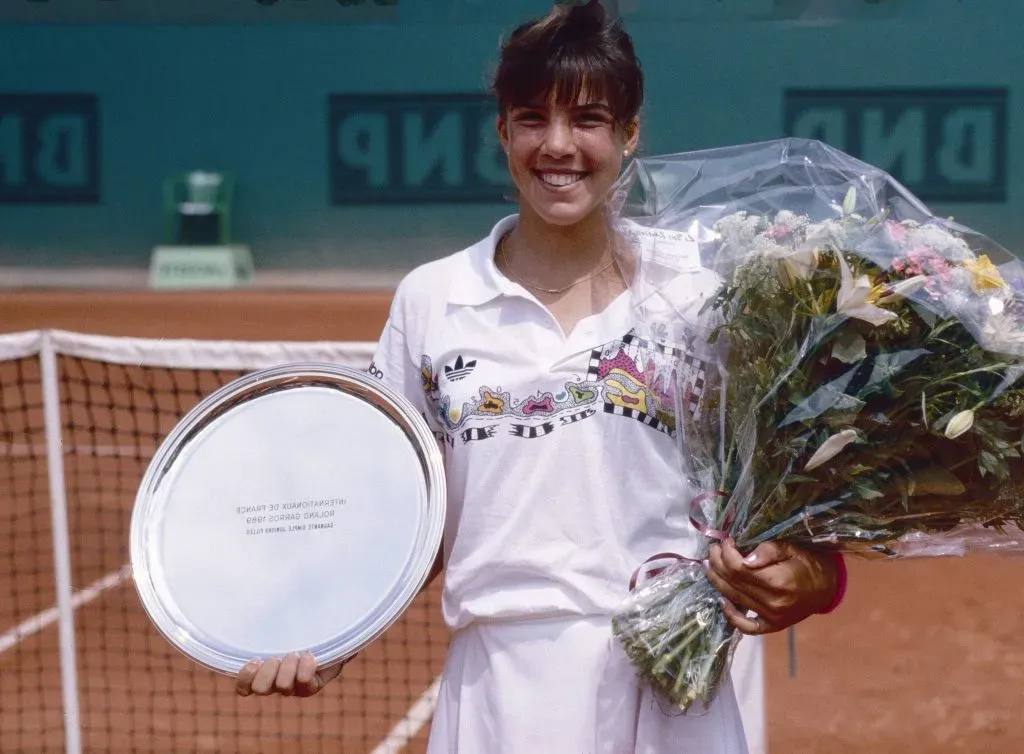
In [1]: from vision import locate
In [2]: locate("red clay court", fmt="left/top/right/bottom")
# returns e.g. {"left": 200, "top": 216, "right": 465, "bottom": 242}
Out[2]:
{"left": 2, "top": 290, "right": 1023, "bottom": 753}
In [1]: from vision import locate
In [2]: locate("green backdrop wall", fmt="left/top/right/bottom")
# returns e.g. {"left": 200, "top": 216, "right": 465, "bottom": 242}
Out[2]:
{"left": 0, "top": 0, "right": 1018, "bottom": 272}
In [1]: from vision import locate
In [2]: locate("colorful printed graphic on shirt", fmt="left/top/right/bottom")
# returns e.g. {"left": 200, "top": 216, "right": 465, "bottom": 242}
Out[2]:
{"left": 423, "top": 331, "right": 708, "bottom": 445}
{"left": 588, "top": 332, "right": 708, "bottom": 435}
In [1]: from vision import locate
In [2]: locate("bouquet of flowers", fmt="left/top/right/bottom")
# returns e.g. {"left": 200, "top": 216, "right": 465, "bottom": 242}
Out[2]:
{"left": 610, "top": 138, "right": 1024, "bottom": 713}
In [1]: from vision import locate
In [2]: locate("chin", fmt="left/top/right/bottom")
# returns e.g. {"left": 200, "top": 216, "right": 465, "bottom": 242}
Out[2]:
{"left": 532, "top": 200, "right": 602, "bottom": 228}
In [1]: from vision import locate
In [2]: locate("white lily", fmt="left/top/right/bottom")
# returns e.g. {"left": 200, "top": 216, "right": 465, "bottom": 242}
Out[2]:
{"left": 804, "top": 428, "right": 860, "bottom": 471}
{"left": 779, "top": 249, "right": 818, "bottom": 285}
{"left": 828, "top": 187, "right": 862, "bottom": 219}
{"left": 944, "top": 409, "right": 975, "bottom": 439}
{"left": 836, "top": 253, "right": 897, "bottom": 326}
{"left": 876, "top": 275, "right": 928, "bottom": 304}
{"left": 981, "top": 311, "right": 1024, "bottom": 354}
{"left": 842, "top": 187, "right": 857, "bottom": 216}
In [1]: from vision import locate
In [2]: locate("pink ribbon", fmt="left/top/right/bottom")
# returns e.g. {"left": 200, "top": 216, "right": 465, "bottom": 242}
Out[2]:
{"left": 687, "top": 490, "right": 733, "bottom": 542}
{"left": 628, "top": 491, "right": 732, "bottom": 592}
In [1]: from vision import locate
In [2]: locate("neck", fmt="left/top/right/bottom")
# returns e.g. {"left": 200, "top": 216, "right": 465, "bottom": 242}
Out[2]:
{"left": 507, "top": 204, "right": 615, "bottom": 281}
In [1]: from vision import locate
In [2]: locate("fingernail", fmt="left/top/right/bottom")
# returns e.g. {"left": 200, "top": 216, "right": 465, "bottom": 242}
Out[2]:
{"left": 744, "top": 553, "right": 758, "bottom": 565}
{"left": 701, "top": 558, "right": 710, "bottom": 570}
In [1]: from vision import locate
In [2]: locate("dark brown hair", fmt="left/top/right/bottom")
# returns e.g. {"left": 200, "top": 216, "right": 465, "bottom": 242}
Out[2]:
{"left": 492, "top": 0, "right": 644, "bottom": 129}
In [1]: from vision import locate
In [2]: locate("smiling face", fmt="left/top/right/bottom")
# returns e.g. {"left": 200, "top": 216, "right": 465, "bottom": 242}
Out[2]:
{"left": 498, "top": 93, "right": 639, "bottom": 229}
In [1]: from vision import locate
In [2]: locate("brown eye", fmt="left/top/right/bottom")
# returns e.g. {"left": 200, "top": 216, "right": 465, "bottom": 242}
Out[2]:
{"left": 513, "top": 109, "right": 544, "bottom": 123}
{"left": 577, "top": 114, "right": 609, "bottom": 129}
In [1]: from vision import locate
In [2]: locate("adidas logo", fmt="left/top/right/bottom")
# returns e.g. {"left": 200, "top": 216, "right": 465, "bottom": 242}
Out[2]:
{"left": 444, "top": 355, "right": 477, "bottom": 382}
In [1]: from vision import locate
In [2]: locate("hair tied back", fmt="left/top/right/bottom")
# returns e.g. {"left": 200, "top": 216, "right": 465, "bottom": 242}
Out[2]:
{"left": 564, "top": 0, "right": 607, "bottom": 26}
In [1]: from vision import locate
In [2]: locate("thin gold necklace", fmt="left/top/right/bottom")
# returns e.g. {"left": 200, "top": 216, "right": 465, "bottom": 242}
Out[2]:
{"left": 498, "top": 234, "right": 618, "bottom": 295}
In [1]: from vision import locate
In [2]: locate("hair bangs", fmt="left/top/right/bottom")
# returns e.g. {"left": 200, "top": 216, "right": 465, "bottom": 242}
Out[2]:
{"left": 501, "top": 50, "right": 629, "bottom": 125}
{"left": 549, "top": 53, "right": 618, "bottom": 113}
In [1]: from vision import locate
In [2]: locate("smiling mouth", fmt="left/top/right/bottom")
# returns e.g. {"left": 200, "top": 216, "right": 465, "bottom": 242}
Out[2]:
{"left": 535, "top": 171, "right": 586, "bottom": 189}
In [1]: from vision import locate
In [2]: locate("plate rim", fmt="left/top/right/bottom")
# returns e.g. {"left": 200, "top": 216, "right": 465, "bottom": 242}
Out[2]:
{"left": 129, "top": 362, "right": 446, "bottom": 676}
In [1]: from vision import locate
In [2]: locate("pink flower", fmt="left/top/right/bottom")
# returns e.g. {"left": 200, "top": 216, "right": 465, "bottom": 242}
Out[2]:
{"left": 887, "top": 221, "right": 907, "bottom": 242}
{"left": 906, "top": 247, "right": 949, "bottom": 276}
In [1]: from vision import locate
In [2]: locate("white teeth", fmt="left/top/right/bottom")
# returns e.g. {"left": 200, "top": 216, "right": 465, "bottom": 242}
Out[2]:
{"left": 539, "top": 172, "right": 583, "bottom": 187}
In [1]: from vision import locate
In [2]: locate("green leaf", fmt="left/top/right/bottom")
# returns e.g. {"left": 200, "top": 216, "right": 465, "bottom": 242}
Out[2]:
{"left": 784, "top": 474, "right": 819, "bottom": 484}
{"left": 779, "top": 365, "right": 862, "bottom": 427}
{"left": 851, "top": 479, "right": 886, "bottom": 500}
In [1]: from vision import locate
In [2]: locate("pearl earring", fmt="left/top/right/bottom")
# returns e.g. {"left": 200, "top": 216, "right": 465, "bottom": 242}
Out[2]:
{"left": 623, "top": 149, "right": 631, "bottom": 158}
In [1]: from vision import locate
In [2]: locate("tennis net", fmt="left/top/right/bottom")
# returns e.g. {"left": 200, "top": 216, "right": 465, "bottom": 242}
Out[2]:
{"left": 0, "top": 330, "right": 447, "bottom": 754}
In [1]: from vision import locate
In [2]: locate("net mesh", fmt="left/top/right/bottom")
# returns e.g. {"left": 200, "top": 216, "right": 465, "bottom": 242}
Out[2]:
{"left": 0, "top": 333, "right": 449, "bottom": 754}
{"left": 0, "top": 354, "right": 64, "bottom": 754}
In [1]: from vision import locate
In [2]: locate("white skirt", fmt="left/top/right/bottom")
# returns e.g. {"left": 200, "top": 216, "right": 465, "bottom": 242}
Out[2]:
{"left": 426, "top": 615, "right": 749, "bottom": 754}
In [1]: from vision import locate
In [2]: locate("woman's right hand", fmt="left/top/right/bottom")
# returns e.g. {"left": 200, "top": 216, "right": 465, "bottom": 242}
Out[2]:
{"left": 235, "top": 651, "right": 344, "bottom": 698}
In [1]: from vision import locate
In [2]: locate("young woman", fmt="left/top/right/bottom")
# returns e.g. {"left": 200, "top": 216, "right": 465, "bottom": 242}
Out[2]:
{"left": 237, "top": 3, "right": 844, "bottom": 751}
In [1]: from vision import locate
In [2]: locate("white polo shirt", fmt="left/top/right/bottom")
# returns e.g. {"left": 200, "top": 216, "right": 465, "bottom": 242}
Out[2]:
{"left": 371, "top": 215, "right": 713, "bottom": 631}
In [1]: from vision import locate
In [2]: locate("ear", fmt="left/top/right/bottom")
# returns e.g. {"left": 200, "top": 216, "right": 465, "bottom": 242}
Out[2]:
{"left": 496, "top": 114, "right": 510, "bottom": 155}
{"left": 623, "top": 116, "right": 640, "bottom": 157}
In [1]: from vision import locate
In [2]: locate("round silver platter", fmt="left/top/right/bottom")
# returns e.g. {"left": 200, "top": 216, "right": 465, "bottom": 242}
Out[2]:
{"left": 129, "top": 363, "right": 445, "bottom": 676}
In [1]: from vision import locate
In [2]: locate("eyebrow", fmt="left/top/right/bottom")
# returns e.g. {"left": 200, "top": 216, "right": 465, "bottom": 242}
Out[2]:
{"left": 511, "top": 102, "right": 614, "bottom": 114}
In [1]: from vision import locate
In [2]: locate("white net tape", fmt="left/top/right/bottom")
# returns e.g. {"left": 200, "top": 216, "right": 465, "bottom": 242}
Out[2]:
{"left": 0, "top": 329, "right": 376, "bottom": 370}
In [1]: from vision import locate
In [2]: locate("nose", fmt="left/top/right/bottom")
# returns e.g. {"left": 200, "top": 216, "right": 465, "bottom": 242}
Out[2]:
{"left": 541, "top": 114, "right": 575, "bottom": 158}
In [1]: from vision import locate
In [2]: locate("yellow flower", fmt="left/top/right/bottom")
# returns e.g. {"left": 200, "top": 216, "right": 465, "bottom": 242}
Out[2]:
{"left": 964, "top": 255, "right": 1006, "bottom": 293}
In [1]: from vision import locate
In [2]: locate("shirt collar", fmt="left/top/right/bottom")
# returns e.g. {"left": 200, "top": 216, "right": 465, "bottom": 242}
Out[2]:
{"left": 447, "top": 214, "right": 638, "bottom": 353}
{"left": 448, "top": 214, "right": 520, "bottom": 307}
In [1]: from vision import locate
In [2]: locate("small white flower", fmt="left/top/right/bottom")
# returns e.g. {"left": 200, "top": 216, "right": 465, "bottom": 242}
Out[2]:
{"left": 980, "top": 311, "right": 1024, "bottom": 354}
{"left": 773, "top": 210, "right": 808, "bottom": 231}
{"left": 713, "top": 212, "right": 763, "bottom": 252}
{"left": 756, "top": 241, "right": 818, "bottom": 285}
{"left": 804, "top": 428, "right": 860, "bottom": 471}
{"left": 802, "top": 220, "right": 847, "bottom": 253}
{"left": 944, "top": 409, "right": 975, "bottom": 439}
{"left": 903, "top": 225, "right": 972, "bottom": 262}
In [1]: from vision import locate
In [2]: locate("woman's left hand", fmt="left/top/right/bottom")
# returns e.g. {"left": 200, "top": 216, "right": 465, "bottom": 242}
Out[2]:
{"left": 703, "top": 538, "right": 841, "bottom": 636}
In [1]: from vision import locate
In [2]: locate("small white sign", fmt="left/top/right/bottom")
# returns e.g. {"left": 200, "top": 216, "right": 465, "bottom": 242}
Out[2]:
{"left": 149, "top": 245, "right": 254, "bottom": 290}
{"left": 620, "top": 222, "right": 703, "bottom": 272}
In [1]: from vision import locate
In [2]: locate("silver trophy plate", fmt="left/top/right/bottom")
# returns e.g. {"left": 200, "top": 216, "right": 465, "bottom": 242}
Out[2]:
{"left": 129, "top": 363, "right": 445, "bottom": 676}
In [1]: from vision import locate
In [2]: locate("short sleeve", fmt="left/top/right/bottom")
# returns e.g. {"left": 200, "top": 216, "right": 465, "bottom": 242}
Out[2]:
{"left": 369, "top": 298, "right": 445, "bottom": 449}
